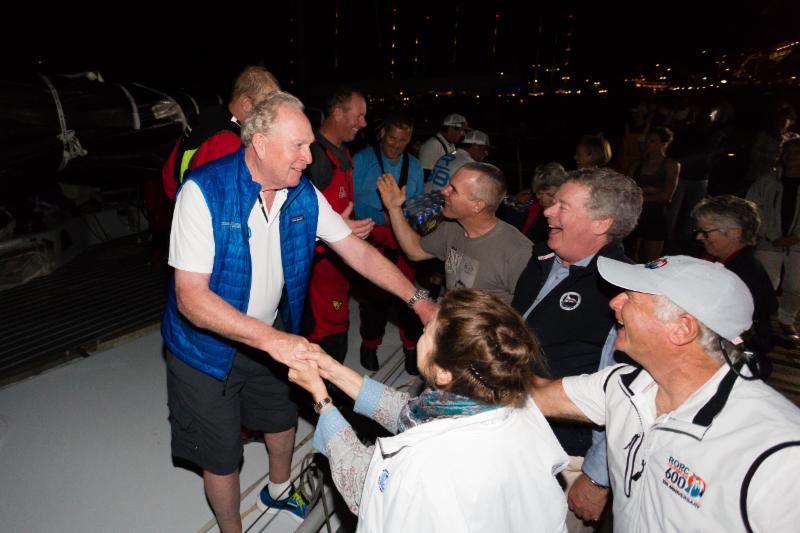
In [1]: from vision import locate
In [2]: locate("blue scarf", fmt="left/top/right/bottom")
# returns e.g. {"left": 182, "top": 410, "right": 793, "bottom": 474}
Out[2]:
{"left": 396, "top": 388, "right": 501, "bottom": 434}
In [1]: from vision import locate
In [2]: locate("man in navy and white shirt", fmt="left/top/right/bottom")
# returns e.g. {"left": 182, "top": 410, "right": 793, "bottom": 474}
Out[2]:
{"left": 532, "top": 255, "right": 800, "bottom": 532}
{"left": 512, "top": 167, "right": 643, "bottom": 531}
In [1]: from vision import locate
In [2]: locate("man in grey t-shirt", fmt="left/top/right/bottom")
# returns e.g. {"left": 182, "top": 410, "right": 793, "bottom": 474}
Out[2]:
{"left": 377, "top": 162, "right": 532, "bottom": 303}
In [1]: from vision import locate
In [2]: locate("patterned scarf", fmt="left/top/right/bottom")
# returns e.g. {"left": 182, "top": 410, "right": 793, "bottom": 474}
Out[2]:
{"left": 396, "top": 387, "right": 501, "bottom": 434}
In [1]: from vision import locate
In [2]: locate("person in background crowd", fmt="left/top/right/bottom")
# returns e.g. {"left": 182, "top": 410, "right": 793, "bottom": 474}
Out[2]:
{"left": 747, "top": 137, "right": 800, "bottom": 343}
{"left": 418, "top": 113, "right": 468, "bottom": 181}
{"left": 666, "top": 113, "right": 714, "bottom": 244}
{"left": 303, "top": 88, "right": 374, "bottom": 363}
{"left": 628, "top": 127, "right": 680, "bottom": 262}
{"left": 161, "top": 66, "right": 280, "bottom": 201}
{"left": 378, "top": 162, "right": 532, "bottom": 306}
{"left": 426, "top": 129, "right": 491, "bottom": 192}
{"left": 353, "top": 114, "right": 424, "bottom": 373}
{"left": 574, "top": 133, "right": 612, "bottom": 170}
{"left": 744, "top": 104, "right": 798, "bottom": 186}
{"left": 692, "top": 195, "right": 777, "bottom": 376}
{"left": 519, "top": 162, "right": 569, "bottom": 244}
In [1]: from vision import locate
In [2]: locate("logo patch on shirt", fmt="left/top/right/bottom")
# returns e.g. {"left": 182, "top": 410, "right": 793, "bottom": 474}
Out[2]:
{"left": 645, "top": 257, "right": 669, "bottom": 269}
{"left": 338, "top": 186, "right": 346, "bottom": 199}
{"left": 559, "top": 291, "right": 582, "bottom": 311}
{"left": 378, "top": 468, "right": 390, "bottom": 493}
{"left": 332, "top": 300, "right": 343, "bottom": 311}
{"left": 662, "top": 456, "right": 706, "bottom": 509}
{"left": 291, "top": 215, "right": 305, "bottom": 223}
{"left": 221, "top": 221, "right": 242, "bottom": 229}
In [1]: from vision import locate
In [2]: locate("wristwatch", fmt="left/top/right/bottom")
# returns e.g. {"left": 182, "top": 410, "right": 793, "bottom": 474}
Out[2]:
{"left": 313, "top": 396, "right": 333, "bottom": 414}
{"left": 406, "top": 288, "right": 431, "bottom": 309}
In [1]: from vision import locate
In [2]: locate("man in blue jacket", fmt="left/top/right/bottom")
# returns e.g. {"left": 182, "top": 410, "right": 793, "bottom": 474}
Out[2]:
{"left": 162, "top": 92, "right": 435, "bottom": 532}
{"left": 352, "top": 114, "right": 425, "bottom": 372}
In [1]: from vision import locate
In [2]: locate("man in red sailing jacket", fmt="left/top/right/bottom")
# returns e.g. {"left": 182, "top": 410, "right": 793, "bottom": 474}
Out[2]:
{"left": 161, "top": 66, "right": 280, "bottom": 200}
{"left": 303, "top": 88, "right": 375, "bottom": 362}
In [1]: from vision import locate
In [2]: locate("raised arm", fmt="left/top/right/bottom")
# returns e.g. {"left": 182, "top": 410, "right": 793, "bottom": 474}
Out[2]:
{"left": 376, "top": 173, "right": 435, "bottom": 261}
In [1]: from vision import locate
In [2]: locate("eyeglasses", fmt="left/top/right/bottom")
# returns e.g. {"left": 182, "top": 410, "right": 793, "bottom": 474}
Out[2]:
{"left": 694, "top": 228, "right": 721, "bottom": 239}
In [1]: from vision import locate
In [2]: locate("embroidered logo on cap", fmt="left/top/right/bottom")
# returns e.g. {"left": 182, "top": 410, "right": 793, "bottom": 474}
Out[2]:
{"left": 332, "top": 300, "right": 343, "bottom": 311}
{"left": 645, "top": 257, "right": 669, "bottom": 269}
{"left": 559, "top": 291, "right": 582, "bottom": 311}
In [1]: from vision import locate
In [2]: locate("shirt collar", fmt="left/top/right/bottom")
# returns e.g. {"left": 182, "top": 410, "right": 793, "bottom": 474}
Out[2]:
{"left": 377, "top": 405, "right": 511, "bottom": 456}
{"left": 623, "top": 365, "right": 737, "bottom": 440}
{"left": 554, "top": 252, "right": 596, "bottom": 272}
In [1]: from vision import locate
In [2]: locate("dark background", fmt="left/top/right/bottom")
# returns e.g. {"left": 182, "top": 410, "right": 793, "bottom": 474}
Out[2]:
{"left": 2, "top": 1, "right": 799, "bottom": 194}
{"left": 4, "top": 1, "right": 798, "bottom": 95}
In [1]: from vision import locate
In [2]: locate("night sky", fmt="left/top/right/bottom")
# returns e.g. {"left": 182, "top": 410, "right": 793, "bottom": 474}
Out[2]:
{"left": 4, "top": 1, "right": 798, "bottom": 96}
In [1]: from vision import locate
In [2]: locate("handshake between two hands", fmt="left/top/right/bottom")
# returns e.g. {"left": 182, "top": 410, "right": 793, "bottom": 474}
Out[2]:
{"left": 285, "top": 346, "right": 335, "bottom": 401}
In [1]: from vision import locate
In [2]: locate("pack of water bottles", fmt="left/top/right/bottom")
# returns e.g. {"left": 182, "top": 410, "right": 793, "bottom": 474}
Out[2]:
{"left": 403, "top": 191, "right": 445, "bottom": 236}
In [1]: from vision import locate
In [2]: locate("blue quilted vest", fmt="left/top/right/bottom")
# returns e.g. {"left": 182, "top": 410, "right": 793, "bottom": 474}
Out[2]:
{"left": 161, "top": 147, "right": 318, "bottom": 380}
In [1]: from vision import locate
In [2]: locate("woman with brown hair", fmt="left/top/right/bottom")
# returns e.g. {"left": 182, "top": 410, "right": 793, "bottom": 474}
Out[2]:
{"left": 288, "top": 289, "right": 568, "bottom": 532}
{"left": 574, "top": 133, "right": 613, "bottom": 170}
{"left": 628, "top": 126, "right": 681, "bottom": 261}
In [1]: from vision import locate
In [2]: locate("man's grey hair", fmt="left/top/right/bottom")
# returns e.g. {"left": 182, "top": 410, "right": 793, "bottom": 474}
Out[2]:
{"left": 461, "top": 161, "right": 507, "bottom": 214}
{"left": 241, "top": 91, "right": 305, "bottom": 147}
{"left": 531, "top": 162, "right": 568, "bottom": 192}
{"left": 653, "top": 295, "right": 746, "bottom": 364}
{"left": 566, "top": 167, "right": 643, "bottom": 241}
{"left": 691, "top": 195, "right": 760, "bottom": 247}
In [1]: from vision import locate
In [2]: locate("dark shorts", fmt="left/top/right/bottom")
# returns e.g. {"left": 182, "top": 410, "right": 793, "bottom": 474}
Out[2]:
{"left": 166, "top": 347, "right": 298, "bottom": 475}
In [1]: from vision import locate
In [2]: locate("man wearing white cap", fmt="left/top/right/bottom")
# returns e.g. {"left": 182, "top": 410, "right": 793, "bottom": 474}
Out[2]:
{"left": 418, "top": 113, "right": 469, "bottom": 181}
{"left": 531, "top": 255, "right": 800, "bottom": 532}
{"left": 426, "top": 129, "right": 491, "bottom": 193}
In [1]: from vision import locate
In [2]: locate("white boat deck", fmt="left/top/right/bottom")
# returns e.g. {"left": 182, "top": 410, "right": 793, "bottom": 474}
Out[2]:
{"left": 0, "top": 301, "right": 416, "bottom": 532}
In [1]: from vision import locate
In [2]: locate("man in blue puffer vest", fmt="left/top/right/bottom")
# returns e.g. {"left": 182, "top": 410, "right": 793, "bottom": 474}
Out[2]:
{"left": 162, "top": 91, "right": 436, "bottom": 532}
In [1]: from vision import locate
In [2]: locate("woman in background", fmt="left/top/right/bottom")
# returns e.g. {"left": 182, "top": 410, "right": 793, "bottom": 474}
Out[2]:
{"left": 574, "top": 133, "right": 612, "bottom": 170}
{"left": 692, "top": 195, "right": 777, "bottom": 376}
{"left": 628, "top": 126, "right": 680, "bottom": 262}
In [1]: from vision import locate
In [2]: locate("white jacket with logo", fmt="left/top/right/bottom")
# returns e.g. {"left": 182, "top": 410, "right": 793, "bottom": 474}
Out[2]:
{"left": 357, "top": 397, "right": 568, "bottom": 533}
{"left": 313, "top": 378, "right": 568, "bottom": 533}
{"left": 564, "top": 364, "right": 800, "bottom": 533}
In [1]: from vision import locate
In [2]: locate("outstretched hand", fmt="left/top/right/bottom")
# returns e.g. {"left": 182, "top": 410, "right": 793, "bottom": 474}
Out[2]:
{"left": 287, "top": 358, "right": 328, "bottom": 401}
{"left": 263, "top": 331, "right": 323, "bottom": 367}
{"left": 377, "top": 174, "right": 406, "bottom": 210}
{"left": 295, "top": 350, "right": 341, "bottom": 381}
{"left": 341, "top": 202, "right": 375, "bottom": 239}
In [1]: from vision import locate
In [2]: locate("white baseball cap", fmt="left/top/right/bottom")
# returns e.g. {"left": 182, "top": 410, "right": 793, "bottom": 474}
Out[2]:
{"left": 597, "top": 255, "right": 754, "bottom": 344}
{"left": 462, "top": 130, "right": 490, "bottom": 147}
{"left": 442, "top": 113, "right": 468, "bottom": 128}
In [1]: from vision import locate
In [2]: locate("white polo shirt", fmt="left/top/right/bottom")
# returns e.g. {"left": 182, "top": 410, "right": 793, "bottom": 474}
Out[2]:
{"left": 563, "top": 364, "right": 800, "bottom": 533}
{"left": 169, "top": 181, "right": 351, "bottom": 325}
